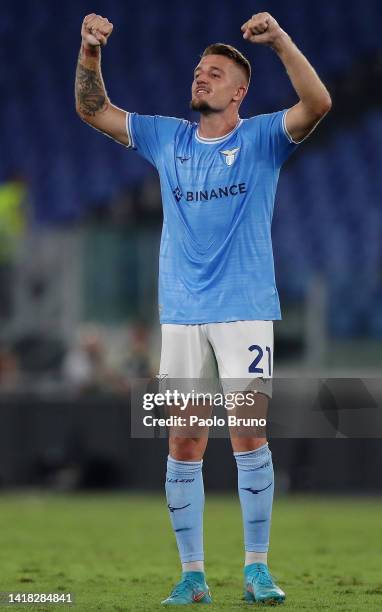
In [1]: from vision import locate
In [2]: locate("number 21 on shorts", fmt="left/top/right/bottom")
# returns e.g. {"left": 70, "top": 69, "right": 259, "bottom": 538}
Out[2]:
{"left": 248, "top": 344, "right": 272, "bottom": 376}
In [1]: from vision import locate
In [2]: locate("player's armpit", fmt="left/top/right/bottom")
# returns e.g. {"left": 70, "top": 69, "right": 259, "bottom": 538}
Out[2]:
{"left": 284, "top": 100, "right": 330, "bottom": 144}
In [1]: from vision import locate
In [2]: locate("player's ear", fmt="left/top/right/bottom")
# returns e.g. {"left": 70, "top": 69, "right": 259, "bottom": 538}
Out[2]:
{"left": 232, "top": 85, "right": 247, "bottom": 103}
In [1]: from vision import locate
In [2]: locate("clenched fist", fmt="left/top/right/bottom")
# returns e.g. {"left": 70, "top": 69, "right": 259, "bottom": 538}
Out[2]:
{"left": 81, "top": 13, "right": 113, "bottom": 48}
{"left": 241, "top": 13, "right": 284, "bottom": 47}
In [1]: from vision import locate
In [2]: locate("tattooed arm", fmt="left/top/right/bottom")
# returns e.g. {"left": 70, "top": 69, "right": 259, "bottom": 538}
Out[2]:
{"left": 75, "top": 14, "right": 129, "bottom": 146}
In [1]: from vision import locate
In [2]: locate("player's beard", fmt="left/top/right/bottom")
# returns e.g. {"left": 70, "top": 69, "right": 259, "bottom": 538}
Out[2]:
{"left": 190, "top": 98, "right": 219, "bottom": 114}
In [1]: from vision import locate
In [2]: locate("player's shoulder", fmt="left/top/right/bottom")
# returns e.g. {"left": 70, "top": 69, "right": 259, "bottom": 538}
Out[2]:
{"left": 154, "top": 114, "right": 190, "bottom": 127}
{"left": 128, "top": 113, "right": 192, "bottom": 148}
{"left": 241, "top": 110, "right": 286, "bottom": 132}
{"left": 130, "top": 112, "right": 190, "bottom": 130}
{"left": 240, "top": 111, "right": 292, "bottom": 149}
{"left": 155, "top": 116, "right": 195, "bottom": 144}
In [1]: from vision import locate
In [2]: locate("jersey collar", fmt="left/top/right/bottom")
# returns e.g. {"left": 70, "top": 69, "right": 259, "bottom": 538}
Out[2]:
{"left": 195, "top": 119, "right": 243, "bottom": 144}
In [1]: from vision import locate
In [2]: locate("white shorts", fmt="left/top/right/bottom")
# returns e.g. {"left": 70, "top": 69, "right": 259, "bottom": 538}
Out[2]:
{"left": 159, "top": 320, "right": 273, "bottom": 398}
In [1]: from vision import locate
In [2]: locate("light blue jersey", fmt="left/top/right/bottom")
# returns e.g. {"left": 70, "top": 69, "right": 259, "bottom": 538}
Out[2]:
{"left": 127, "top": 110, "right": 298, "bottom": 324}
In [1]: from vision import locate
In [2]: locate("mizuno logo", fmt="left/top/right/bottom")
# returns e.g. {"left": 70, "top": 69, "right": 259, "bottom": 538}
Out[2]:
{"left": 177, "top": 156, "right": 191, "bottom": 163}
{"left": 220, "top": 147, "right": 240, "bottom": 166}
{"left": 168, "top": 503, "right": 191, "bottom": 513}
{"left": 241, "top": 483, "right": 272, "bottom": 495}
{"left": 166, "top": 478, "right": 195, "bottom": 483}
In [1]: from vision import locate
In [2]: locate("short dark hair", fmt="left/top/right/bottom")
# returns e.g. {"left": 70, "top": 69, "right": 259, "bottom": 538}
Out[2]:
{"left": 201, "top": 43, "right": 251, "bottom": 84}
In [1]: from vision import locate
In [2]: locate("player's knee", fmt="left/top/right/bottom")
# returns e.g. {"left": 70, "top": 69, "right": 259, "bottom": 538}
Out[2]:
{"left": 231, "top": 436, "right": 268, "bottom": 453}
{"left": 169, "top": 437, "right": 207, "bottom": 461}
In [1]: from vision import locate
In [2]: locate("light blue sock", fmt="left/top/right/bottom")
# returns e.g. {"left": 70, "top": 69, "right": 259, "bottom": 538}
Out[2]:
{"left": 234, "top": 444, "right": 274, "bottom": 554}
{"left": 165, "top": 456, "right": 204, "bottom": 563}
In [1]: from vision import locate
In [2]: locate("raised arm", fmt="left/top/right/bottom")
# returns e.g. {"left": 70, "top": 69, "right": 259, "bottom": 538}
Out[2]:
{"left": 241, "top": 13, "right": 332, "bottom": 143}
{"left": 75, "top": 13, "right": 130, "bottom": 146}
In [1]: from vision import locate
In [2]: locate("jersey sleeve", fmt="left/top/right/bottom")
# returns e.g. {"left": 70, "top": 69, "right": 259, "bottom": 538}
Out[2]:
{"left": 255, "top": 109, "right": 299, "bottom": 167}
{"left": 126, "top": 113, "right": 183, "bottom": 168}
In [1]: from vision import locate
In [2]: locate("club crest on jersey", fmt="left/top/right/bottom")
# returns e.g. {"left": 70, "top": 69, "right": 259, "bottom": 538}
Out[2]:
{"left": 220, "top": 147, "right": 240, "bottom": 166}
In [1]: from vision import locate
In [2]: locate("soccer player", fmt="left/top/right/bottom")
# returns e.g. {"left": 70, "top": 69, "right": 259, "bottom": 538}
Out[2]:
{"left": 75, "top": 11, "right": 331, "bottom": 605}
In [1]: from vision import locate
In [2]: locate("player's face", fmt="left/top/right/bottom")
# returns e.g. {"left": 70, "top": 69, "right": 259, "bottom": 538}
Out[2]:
{"left": 191, "top": 55, "right": 247, "bottom": 114}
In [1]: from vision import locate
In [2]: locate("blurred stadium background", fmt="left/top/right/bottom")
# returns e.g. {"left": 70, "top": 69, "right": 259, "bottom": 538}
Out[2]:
{"left": 1, "top": 2, "right": 382, "bottom": 599}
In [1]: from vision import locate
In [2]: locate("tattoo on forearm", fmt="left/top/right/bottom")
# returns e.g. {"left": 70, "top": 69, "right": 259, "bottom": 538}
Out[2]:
{"left": 75, "top": 59, "right": 109, "bottom": 117}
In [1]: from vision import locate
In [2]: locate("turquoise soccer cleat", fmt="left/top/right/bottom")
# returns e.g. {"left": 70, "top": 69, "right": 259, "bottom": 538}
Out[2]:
{"left": 244, "top": 563, "right": 285, "bottom": 604}
{"left": 161, "top": 571, "right": 212, "bottom": 605}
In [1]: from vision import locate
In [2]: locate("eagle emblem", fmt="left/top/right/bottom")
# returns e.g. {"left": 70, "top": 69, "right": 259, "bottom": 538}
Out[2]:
{"left": 220, "top": 147, "right": 240, "bottom": 166}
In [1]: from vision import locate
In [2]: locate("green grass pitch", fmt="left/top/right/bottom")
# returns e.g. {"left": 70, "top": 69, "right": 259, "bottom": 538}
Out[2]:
{"left": 0, "top": 493, "right": 381, "bottom": 611}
